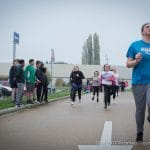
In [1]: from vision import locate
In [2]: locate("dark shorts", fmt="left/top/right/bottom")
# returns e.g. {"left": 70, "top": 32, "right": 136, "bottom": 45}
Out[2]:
{"left": 10, "top": 82, "right": 17, "bottom": 88}
{"left": 26, "top": 83, "right": 35, "bottom": 92}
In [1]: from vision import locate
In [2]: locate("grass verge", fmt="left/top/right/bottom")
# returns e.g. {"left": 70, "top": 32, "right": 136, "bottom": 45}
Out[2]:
{"left": 0, "top": 90, "right": 70, "bottom": 110}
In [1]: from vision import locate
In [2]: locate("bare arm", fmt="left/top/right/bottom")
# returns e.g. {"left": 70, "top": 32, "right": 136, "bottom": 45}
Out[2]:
{"left": 126, "top": 58, "right": 138, "bottom": 68}
{"left": 126, "top": 53, "right": 142, "bottom": 68}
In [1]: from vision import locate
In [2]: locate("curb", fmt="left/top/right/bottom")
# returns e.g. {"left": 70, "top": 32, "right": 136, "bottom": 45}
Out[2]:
{"left": 0, "top": 96, "right": 70, "bottom": 116}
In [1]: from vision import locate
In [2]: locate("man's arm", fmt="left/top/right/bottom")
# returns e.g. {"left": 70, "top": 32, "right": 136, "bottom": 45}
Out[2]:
{"left": 126, "top": 53, "right": 142, "bottom": 68}
{"left": 126, "top": 58, "right": 138, "bottom": 68}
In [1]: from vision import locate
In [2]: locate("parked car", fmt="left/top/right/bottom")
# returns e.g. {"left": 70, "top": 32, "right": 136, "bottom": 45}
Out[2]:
{"left": 0, "top": 84, "right": 12, "bottom": 97}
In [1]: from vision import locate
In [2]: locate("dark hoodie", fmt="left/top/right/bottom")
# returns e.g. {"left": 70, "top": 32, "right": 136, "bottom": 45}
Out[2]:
{"left": 70, "top": 71, "right": 85, "bottom": 86}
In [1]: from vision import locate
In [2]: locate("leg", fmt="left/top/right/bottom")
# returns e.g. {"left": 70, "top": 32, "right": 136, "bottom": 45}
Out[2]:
{"left": 11, "top": 88, "right": 16, "bottom": 102}
{"left": 16, "top": 83, "right": 24, "bottom": 106}
{"left": 96, "top": 86, "right": 99, "bottom": 102}
{"left": 132, "top": 85, "right": 146, "bottom": 134}
{"left": 44, "top": 86, "right": 48, "bottom": 102}
{"left": 146, "top": 84, "right": 150, "bottom": 122}
{"left": 92, "top": 86, "right": 96, "bottom": 100}
{"left": 78, "top": 88, "right": 81, "bottom": 99}
{"left": 107, "top": 86, "right": 111, "bottom": 105}
{"left": 37, "top": 83, "right": 42, "bottom": 102}
{"left": 71, "top": 86, "right": 76, "bottom": 102}
{"left": 112, "top": 86, "right": 116, "bottom": 99}
{"left": 104, "top": 85, "right": 109, "bottom": 108}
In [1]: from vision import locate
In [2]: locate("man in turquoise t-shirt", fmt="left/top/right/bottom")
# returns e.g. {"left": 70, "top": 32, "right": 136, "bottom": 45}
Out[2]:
{"left": 126, "top": 23, "right": 150, "bottom": 143}
{"left": 25, "top": 59, "right": 36, "bottom": 104}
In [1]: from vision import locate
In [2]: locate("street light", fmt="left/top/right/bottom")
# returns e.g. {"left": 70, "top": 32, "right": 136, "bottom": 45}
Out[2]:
{"left": 50, "top": 48, "right": 55, "bottom": 94}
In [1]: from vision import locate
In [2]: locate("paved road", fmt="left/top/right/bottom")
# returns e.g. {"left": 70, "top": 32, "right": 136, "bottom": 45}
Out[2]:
{"left": 0, "top": 92, "right": 150, "bottom": 150}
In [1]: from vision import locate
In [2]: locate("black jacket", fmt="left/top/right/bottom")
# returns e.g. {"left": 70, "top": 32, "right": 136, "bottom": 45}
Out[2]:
{"left": 70, "top": 71, "right": 85, "bottom": 85}
{"left": 9, "top": 65, "right": 17, "bottom": 85}
{"left": 16, "top": 65, "right": 25, "bottom": 83}
{"left": 35, "top": 68, "right": 44, "bottom": 83}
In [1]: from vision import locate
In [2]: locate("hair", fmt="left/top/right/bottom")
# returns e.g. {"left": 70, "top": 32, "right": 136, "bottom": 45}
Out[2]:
{"left": 29, "top": 59, "right": 34, "bottom": 64}
{"left": 73, "top": 65, "right": 79, "bottom": 71}
{"left": 141, "top": 23, "right": 150, "bottom": 33}
{"left": 94, "top": 71, "right": 99, "bottom": 75}
{"left": 103, "top": 64, "right": 110, "bottom": 71}
{"left": 19, "top": 59, "right": 25, "bottom": 65}
{"left": 36, "top": 60, "right": 41, "bottom": 65}
{"left": 41, "top": 67, "right": 47, "bottom": 73}
{"left": 40, "top": 62, "right": 44, "bottom": 68}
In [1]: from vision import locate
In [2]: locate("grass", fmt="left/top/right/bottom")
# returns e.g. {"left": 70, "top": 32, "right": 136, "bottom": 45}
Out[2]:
{"left": 0, "top": 98, "right": 15, "bottom": 110}
{"left": 0, "top": 90, "right": 70, "bottom": 110}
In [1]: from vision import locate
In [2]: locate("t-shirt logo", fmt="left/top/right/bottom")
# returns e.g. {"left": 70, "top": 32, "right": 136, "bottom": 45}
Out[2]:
{"left": 141, "top": 47, "right": 150, "bottom": 55}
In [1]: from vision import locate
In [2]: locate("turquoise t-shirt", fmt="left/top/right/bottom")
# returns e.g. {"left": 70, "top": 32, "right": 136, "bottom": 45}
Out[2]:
{"left": 126, "top": 40, "right": 150, "bottom": 85}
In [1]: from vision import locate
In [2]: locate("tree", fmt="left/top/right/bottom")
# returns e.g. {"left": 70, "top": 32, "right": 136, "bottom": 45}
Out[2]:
{"left": 93, "top": 33, "right": 100, "bottom": 65}
{"left": 87, "top": 34, "right": 93, "bottom": 64}
{"left": 81, "top": 33, "right": 100, "bottom": 65}
{"left": 55, "top": 78, "right": 65, "bottom": 87}
{"left": 81, "top": 42, "right": 88, "bottom": 64}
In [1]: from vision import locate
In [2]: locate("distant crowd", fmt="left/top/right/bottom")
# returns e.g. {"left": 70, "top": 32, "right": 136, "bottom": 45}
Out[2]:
{"left": 9, "top": 59, "right": 49, "bottom": 107}
{"left": 69, "top": 64, "right": 128, "bottom": 109}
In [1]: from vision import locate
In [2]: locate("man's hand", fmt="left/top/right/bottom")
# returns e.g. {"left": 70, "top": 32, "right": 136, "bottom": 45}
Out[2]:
{"left": 135, "top": 52, "right": 142, "bottom": 63}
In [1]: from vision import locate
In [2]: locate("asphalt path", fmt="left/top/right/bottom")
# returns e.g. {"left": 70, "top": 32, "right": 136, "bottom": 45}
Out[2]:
{"left": 0, "top": 92, "right": 150, "bottom": 150}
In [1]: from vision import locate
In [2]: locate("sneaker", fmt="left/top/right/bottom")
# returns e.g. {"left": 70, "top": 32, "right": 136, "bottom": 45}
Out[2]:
{"left": 71, "top": 102, "right": 75, "bottom": 105}
{"left": 15, "top": 105, "right": 20, "bottom": 108}
{"left": 136, "top": 132, "right": 143, "bottom": 143}
{"left": 28, "top": 100, "right": 34, "bottom": 104}
{"left": 104, "top": 105, "right": 107, "bottom": 109}
{"left": 37, "top": 100, "right": 42, "bottom": 103}
{"left": 44, "top": 100, "right": 49, "bottom": 103}
{"left": 20, "top": 104, "right": 25, "bottom": 108}
{"left": 97, "top": 98, "right": 99, "bottom": 102}
{"left": 92, "top": 97, "right": 94, "bottom": 101}
{"left": 147, "top": 115, "right": 150, "bottom": 123}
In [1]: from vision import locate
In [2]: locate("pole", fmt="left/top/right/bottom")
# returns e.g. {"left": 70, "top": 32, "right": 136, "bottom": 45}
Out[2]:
{"left": 50, "top": 59, "right": 53, "bottom": 94}
{"left": 13, "top": 42, "right": 16, "bottom": 60}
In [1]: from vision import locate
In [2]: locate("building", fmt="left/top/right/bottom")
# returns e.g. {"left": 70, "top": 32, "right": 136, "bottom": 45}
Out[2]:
{"left": 0, "top": 63, "right": 132, "bottom": 88}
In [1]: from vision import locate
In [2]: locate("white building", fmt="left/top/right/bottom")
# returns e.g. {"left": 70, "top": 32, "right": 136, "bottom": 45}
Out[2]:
{"left": 0, "top": 63, "right": 132, "bottom": 87}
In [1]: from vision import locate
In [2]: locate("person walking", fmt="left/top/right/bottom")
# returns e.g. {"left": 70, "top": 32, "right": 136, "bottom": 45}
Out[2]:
{"left": 126, "top": 23, "right": 150, "bottom": 143}
{"left": 91, "top": 71, "right": 100, "bottom": 102}
{"left": 70, "top": 66, "right": 85, "bottom": 105}
{"left": 24, "top": 59, "right": 36, "bottom": 104}
{"left": 111, "top": 67, "right": 119, "bottom": 99}
{"left": 101, "top": 64, "right": 115, "bottom": 109}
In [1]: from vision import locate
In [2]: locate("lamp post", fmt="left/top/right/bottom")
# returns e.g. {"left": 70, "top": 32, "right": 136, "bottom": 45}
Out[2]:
{"left": 50, "top": 49, "right": 55, "bottom": 94}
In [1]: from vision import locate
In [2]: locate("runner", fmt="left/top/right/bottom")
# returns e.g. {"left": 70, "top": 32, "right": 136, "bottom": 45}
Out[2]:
{"left": 126, "top": 23, "right": 150, "bottom": 143}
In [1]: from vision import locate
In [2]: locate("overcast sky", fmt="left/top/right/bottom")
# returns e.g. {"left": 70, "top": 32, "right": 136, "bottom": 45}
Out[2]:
{"left": 0, "top": 0, "right": 149, "bottom": 66}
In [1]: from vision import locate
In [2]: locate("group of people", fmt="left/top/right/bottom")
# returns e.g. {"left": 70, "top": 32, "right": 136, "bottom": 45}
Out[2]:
{"left": 7, "top": 23, "right": 150, "bottom": 144}
{"left": 69, "top": 22, "right": 150, "bottom": 143}
{"left": 9, "top": 59, "right": 49, "bottom": 107}
{"left": 69, "top": 64, "right": 120, "bottom": 109}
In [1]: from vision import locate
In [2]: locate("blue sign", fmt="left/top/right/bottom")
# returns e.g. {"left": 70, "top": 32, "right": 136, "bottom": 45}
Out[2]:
{"left": 14, "top": 32, "right": 19, "bottom": 44}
